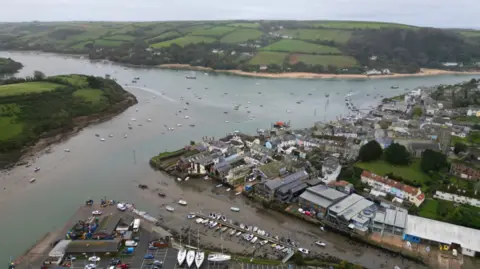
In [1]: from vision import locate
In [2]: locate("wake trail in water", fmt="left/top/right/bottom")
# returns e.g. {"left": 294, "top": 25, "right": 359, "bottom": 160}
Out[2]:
{"left": 125, "top": 85, "right": 178, "bottom": 103}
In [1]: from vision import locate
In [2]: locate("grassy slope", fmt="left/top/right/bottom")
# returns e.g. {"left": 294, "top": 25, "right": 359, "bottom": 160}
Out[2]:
{"left": 1, "top": 20, "right": 479, "bottom": 70}
{"left": 0, "top": 82, "right": 62, "bottom": 97}
{"left": 355, "top": 159, "right": 430, "bottom": 186}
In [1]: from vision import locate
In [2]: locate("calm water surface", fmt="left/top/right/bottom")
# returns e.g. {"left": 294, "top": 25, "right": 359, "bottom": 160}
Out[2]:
{"left": 0, "top": 51, "right": 478, "bottom": 267}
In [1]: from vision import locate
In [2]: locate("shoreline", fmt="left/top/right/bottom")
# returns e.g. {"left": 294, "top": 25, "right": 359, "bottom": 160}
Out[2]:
{"left": 158, "top": 64, "right": 480, "bottom": 79}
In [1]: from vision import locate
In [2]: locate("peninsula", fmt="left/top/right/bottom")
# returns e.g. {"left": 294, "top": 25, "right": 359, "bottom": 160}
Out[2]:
{"left": 0, "top": 57, "right": 22, "bottom": 75}
{"left": 1, "top": 21, "right": 480, "bottom": 78}
{"left": 0, "top": 72, "right": 137, "bottom": 167}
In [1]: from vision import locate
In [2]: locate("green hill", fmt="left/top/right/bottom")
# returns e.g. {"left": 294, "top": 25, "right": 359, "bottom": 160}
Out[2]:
{"left": 0, "top": 73, "right": 136, "bottom": 156}
{"left": 1, "top": 20, "right": 479, "bottom": 74}
{"left": 0, "top": 57, "right": 23, "bottom": 74}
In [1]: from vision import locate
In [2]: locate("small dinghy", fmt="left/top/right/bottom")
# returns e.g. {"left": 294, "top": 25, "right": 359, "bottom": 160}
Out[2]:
{"left": 178, "top": 200, "right": 188, "bottom": 206}
{"left": 29, "top": 178, "right": 36, "bottom": 183}
{"left": 34, "top": 167, "right": 40, "bottom": 172}
{"left": 166, "top": 206, "right": 175, "bottom": 212}
{"left": 230, "top": 207, "right": 240, "bottom": 212}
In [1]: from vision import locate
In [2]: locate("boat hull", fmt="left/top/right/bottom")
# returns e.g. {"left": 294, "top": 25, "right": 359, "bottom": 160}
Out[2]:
{"left": 186, "top": 250, "right": 196, "bottom": 267}
{"left": 207, "top": 253, "right": 231, "bottom": 262}
{"left": 195, "top": 251, "right": 205, "bottom": 268}
{"left": 177, "top": 249, "right": 187, "bottom": 265}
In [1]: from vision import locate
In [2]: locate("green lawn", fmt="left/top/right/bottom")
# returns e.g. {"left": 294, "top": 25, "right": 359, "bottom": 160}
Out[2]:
{"left": 290, "top": 54, "right": 359, "bottom": 67}
{"left": 355, "top": 159, "right": 430, "bottom": 186}
{"left": 94, "top": 39, "right": 125, "bottom": 47}
{"left": 103, "top": 34, "right": 136, "bottom": 41}
{"left": 227, "top": 22, "right": 261, "bottom": 28}
{"left": 147, "top": 31, "right": 181, "bottom": 42}
{"left": 0, "top": 116, "right": 22, "bottom": 141}
{"left": 73, "top": 88, "right": 105, "bottom": 104}
{"left": 55, "top": 74, "right": 89, "bottom": 88}
{"left": 418, "top": 199, "right": 439, "bottom": 219}
{"left": 220, "top": 29, "right": 263, "bottom": 43}
{"left": 177, "top": 24, "right": 214, "bottom": 34}
{"left": 249, "top": 51, "right": 288, "bottom": 65}
{"left": 0, "top": 82, "right": 61, "bottom": 97}
{"left": 150, "top": 35, "right": 216, "bottom": 48}
{"left": 309, "top": 21, "right": 415, "bottom": 29}
{"left": 279, "top": 29, "right": 352, "bottom": 43}
{"left": 261, "top": 39, "right": 341, "bottom": 54}
{"left": 191, "top": 26, "right": 235, "bottom": 37}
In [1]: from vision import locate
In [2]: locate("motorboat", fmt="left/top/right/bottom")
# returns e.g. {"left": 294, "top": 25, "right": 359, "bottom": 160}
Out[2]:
{"left": 147, "top": 119, "right": 152, "bottom": 122}
{"left": 205, "top": 220, "right": 211, "bottom": 226}
{"left": 124, "top": 135, "right": 127, "bottom": 138}
{"left": 95, "top": 133, "right": 100, "bottom": 137}
{"left": 34, "top": 167, "right": 40, "bottom": 172}
{"left": 186, "top": 249, "right": 195, "bottom": 267}
{"left": 108, "top": 134, "right": 113, "bottom": 137}
{"left": 235, "top": 231, "right": 242, "bottom": 236}
{"left": 100, "top": 138, "right": 105, "bottom": 141}
{"left": 187, "top": 213, "right": 196, "bottom": 219}
{"left": 117, "top": 203, "right": 127, "bottom": 211}
{"left": 239, "top": 224, "right": 245, "bottom": 229}
{"left": 196, "top": 218, "right": 204, "bottom": 224}
{"left": 298, "top": 248, "right": 309, "bottom": 254}
{"left": 276, "top": 245, "right": 285, "bottom": 251}
{"left": 176, "top": 123, "right": 182, "bottom": 127}
{"left": 166, "top": 206, "right": 175, "bottom": 212}
{"left": 259, "top": 240, "right": 268, "bottom": 246}
{"left": 207, "top": 253, "right": 231, "bottom": 262}
{"left": 195, "top": 250, "right": 205, "bottom": 268}
{"left": 131, "top": 118, "right": 136, "bottom": 121}
{"left": 216, "top": 184, "right": 223, "bottom": 188}
{"left": 177, "top": 248, "right": 187, "bottom": 266}
{"left": 315, "top": 241, "right": 327, "bottom": 247}
{"left": 230, "top": 207, "right": 240, "bottom": 212}
{"left": 220, "top": 215, "right": 227, "bottom": 222}
{"left": 209, "top": 222, "right": 218, "bottom": 229}
{"left": 251, "top": 237, "right": 258, "bottom": 244}
{"left": 178, "top": 200, "right": 187, "bottom": 206}
{"left": 221, "top": 227, "right": 228, "bottom": 232}
{"left": 92, "top": 210, "right": 102, "bottom": 216}
{"left": 184, "top": 177, "right": 189, "bottom": 181}
{"left": 177, "top": 178, "right": 182, "bottom": 181}
{"left": 226, "top": 188, "right": 231, "bottom": 192}
{"left": 253, "top": 226, "right": 258, "bottom": 232}
{"left": 64, "top": 148, "right": 70, "bottom": 152}
{"left": 29, "top": 178, "right": 36, "bottom": 183}
{"left": 229, "top": 229, "right": 236, "bottom": 236}
{"left": 235, "top": 192, "right": 242, "bottom": 195}
{"left": 185, "top": 115, "right": 190, "bottom": 119}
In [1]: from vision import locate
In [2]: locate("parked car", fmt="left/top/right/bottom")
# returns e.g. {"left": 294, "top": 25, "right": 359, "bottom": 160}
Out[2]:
{"left": 132, "top": 236, "right": 140, "bottom": 241}
{"left": 144, "top": 254, "right": 154, "bottom": 259}
{"left": 110, "top": 259, "right": 121, "bottom": 265}
{"left": 118, "top": 264, "right": 130, "bottom": 269}
{"left": 88, "top": 256, "right": 100, "bottom": 262}
{"left": 125, "top": 240, "right": 138, "bottom": 247}
{"left": 85, "top": 264, "right": 96, "bottom": 269}
{"left": 153, "top": 260, "right": 163, "bottom": 266}
{"left": 64, "top": 255, "right": 76, "bottom": 261}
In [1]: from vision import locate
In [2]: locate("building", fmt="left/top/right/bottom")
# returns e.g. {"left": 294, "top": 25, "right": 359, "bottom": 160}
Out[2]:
{"left": 408, "top": 141, "right": 441, "bottom": 158}
{"left": 299, "top": 185, "right": 347, "bottom": 218}
{"left": 450, "top": 160, "right": 480, "bottom": 181}
{"left": 65, "top": 239, "right": 122, "bottom": 254}
{"left": 361, "top": 171, "right": 425, "bottom": 207}
{"left": 327, "top": 180, "right": 354, "bottom": 194}
{"left": 254, "top": 170, "right": 309, "bottom": 202}
{"left": 434, "top": 191, "right": 480, "bottom": 208}
{"left": 326, "top": 193, "right": 376, "bottom": 233}
{"left": 372, "top": 208, "right": 408, "bottom": 235}
{"left": 92, "top": 215, "right": 122, "bottom": 239}
{"left": 403, "top": 215, "right": 480, "bottom": 257}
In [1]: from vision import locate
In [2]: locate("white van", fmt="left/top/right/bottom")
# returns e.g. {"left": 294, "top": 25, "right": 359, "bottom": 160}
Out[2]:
{"left": 133, "top": 219, "right": 140, "bottom": 232}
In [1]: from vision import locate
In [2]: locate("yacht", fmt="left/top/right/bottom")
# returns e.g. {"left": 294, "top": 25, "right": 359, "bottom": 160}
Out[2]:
{"left": 186, "top": 249, "right": 195, "bottom": 267}
{"left": 177, "top": 248, "right": 187, "bottom": 266}
{"left": 207, "top": 253, "right": 231, "bottom": 262}
{"left": 195, "top": 229, "right": 205, "bottom": 268}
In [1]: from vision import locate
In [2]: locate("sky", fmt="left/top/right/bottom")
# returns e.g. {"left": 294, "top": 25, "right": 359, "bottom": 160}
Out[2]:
{"left": 2, "top": 0, "right": 479, "bottom": 29}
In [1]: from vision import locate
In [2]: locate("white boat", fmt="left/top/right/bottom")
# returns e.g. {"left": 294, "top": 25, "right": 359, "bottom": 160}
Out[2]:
{"left": 117, "top": 203, "right": 127, "bottom": 211}
{"left": 235, "top": 191, "right": 242, "bottom": 195}
{"left": 34, "top": 167, "right": 40, "bottom": 172}
{"left": 251, "top": 237, "right": 258, "bottom": 244}
{"left": 108, "top": 134, "right": 113, "bottom": 137}
{"left": 100, "top": 138, "right": 105, "bottom": 141}
{"left": 216, "top": 184, "right": 223, "bottom": 188}
{"left": 29, "top": 178, "right": 36, "bottom": 183}
{"left": 124, "top": 134, "right": 128, "bottom": 138}
{"left": 235, "top": 232, "right": 242, "bottom": 236}
{"left": 225, "top": 120, "right": 229, "bottom": 123}
{"left": 64, "top": 148, "right": 70, "bottom": 152}
{"left": 195, "top": 250, "right": 204, "bottom": 268}
{"left": 239, "top": 224, "right": 245, "bottom": 229}
{"left": 186, "top": 249, "right": 195, "bottom": 267}
{"left": 226, "top": 188, "right": 231, "bottom": 192}
{"left": 177, "top": 178, "right": 182, "bottom": 181}
{"left": 196, "top": 218, "right": 204, "bottom": 224}
{"left": 220, "top": 215, "right": 227, "bottom": 222}
{"left": 178, "top": 200, "right": 187, "bottom": 206}
{"left": 131, "top": 118, "right": 136, "bottom": 121}
{"left": 207, "top": 253, "right": 231, "bottom": 262}
{"left": 253, "top": 226, "right": 258, "bottom": 232}
{"left": 177, "top": 123, "right": 182, "bottom": 127}
{"left": 177, "top": 248, "right": 187, "bottom": 265}
{"left": 147, "top": 119, "right": 152, "bottom": 122}
{"left": 166, "top": 206, "right": 175, "bottom": 212}
{"left": 185, "top": 177, "right": 189, "bottom": 181}
{"left": 221, "top": 227, "right": 228, "bottom": 232}
{"left": 229, "top": 229, "right": 236, "bottom": 235}
{"left": 230, "top": 207, "right": 240, "bottom": 212}
{"left": 185, "top": 115, "right": 190, "bottom": 119}
{"left": 315, "top": 241, "right": 327, "bottom": 247}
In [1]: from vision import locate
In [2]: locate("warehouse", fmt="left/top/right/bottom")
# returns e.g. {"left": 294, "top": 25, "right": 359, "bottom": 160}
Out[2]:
{"left": 403, "top": 215, "right": 480, "bottom": 257}
{"left": 298, "top": 185, "right": 347, "bottom": 218}
{"left": 372, "top": 208, "right": 408, "bottom": 235}
{"left": 65, "top": 239, "right": 122, "bottom": 254}
{"left": 326, "top": 193, "right": 376, "bottom": 232}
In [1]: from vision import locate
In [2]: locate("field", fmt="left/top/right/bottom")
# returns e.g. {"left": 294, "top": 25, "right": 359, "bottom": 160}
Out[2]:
{"left": 457, "top": 30, "right": 480, "bottom": 38}
{"left": 0, "top": 82, "right": 61, "bottom": 97}
{"left": 290, "top": 54, "right": 359, "bottom": 67}
{"left": 418, "top": 199, "right": 439, "bottom": 219}
{"left": 73, "top": 88, "right": 105, "bottom": 104}
{"left": 309, "top": 21, "right": 415, "bottom": 29}
{"left": 355, "top": 159, "right": 430, "bottom": 186}
{"left": 249, "top": 51, "right": 288, "bottom": 65}
{"left": 262, "top": 39, "right": 341, "bottom": 54}
{"left": 227, "top": 22, "right": 260, "bottom": 28}
{"left": 93, "top": 39, "right": 125, "bottom": 47}
{"left": 191, "top": 26, "right": 235, "bottom": 37}
{"left": 55, "top": 75, "right": 89, "bottom": 87}
{"left": 0, "top": 116, "right": 22, "bottom": 141}
{"left": 220, "top": 29, "right": 263, "bottom": 43}
{"left": 177, "top": 24, "right": 213, "bottom": 34}
{"left": 151, "top": 35, "right": 216, "bottom": 48}
{"left": 279, "top": 29, "right": 352, "bottom": 43}
{"left": 147, "top": 31, "right": 181, "bottom": 42}
{"left": 103, "top": 34, "right": 136, "bottom": 41}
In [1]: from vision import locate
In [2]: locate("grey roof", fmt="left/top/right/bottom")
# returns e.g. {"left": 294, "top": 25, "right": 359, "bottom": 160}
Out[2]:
{"left": 96, "top": 214, "right": 122, "bottom": 234}
{"left": 374, "top": 211, "right": 386, "bottom": 223}
{"left": 385, "top": 209, "right": 396, "bottom": 226}
{"left": 214, "top": 162, "right": 231, "bottom": 173}
{"left": 394, "top": 209, "right": 408, "bottom": 228}
{"left": 265, "top": 170, "right": 308, "bottom": 190}
{"left": 306, "top": 178, "right": 322, "bottom": 186}
{"left": 329, "top": 194, "right": 364, "bottom": 214}
{"left": 307, "top": 185, "right": 347, "bottom": 201}
{"left": 410, "top": 142, "right": 440, "bottom": 151}
{"left": 49, "top": 240, "right": 71, "bottom": 257}
{"left": 300, "top": 191, "right": 336, "bottom": 208}
{"left": 277, "top": 181, "right": 307, "bottom": 195}
{"left": 66, "top": 239, "right": 121, "bottom": 253}
{"left": 340, "top": 198, "right": 374, "bottom": 221}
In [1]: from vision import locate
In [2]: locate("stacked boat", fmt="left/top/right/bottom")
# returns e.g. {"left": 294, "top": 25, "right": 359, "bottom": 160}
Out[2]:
{"left": 186, "top": 249, "right": 195, "bottom": 267}
{"left": 177, "top": 248, "right": 187, "bottom": 266}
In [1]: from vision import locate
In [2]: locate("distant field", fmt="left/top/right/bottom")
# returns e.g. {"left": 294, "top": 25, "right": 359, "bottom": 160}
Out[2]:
{"left": 191, "top": 26, "right": 235, "bottom": 37}
{"left": 290, "top": 54, "right": 359, "bottom": 67}
{"left": 104, "top": 34, "right": 136, "bottom": 41}
{"left": 177, "top": 24, "right": 213, "bottom": 34}
{"left": 262, "top": 40, "right": 341, "bottom": 54}
{"left": 151, "top": 35, "right": 216, "bottom": 48}
{"left": 94, "top": 39, "right": 125, "bottom": 47}
{"left": 280, "top": 29, "right": 352, "bottom": 43}
{"left": 147, "top": 31, "right": 181, "bottom": 42}
{"left": 249, "top": 51, "right": 288, "bottom": 65}
{"left": 0, "top": 82, "right": 61, "bottom": 97}
{"left": 458, "top": 30, "right": 480, "bottom": 38}
{"left": 56, "top": 75, "right": 89, "bottom": 88}
{"left": 220, "top": 29, "right": 263, "bottom": 43}
{"left": 227, "top": 22, "right": 260, "bottom": 28}
{"left": 74, "top": 88, "right": 105, "bottom": 104}
{"left": 309, "top": 21, "right": 415, "bottom": 29}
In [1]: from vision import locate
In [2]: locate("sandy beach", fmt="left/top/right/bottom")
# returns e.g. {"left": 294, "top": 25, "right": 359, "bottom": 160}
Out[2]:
{"left": 158, "top": 64, "right": 480, "bottom": 79}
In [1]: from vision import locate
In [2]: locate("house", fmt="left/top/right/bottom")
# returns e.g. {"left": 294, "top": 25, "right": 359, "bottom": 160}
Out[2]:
{"left": 299, "top": 185, "right": 347, "bottom": 218}
{"left": 211, "top": 162, "right": 231, "bottom": 179}
{"left": 250, "top": 144, "right": 274, "bottom": 157}
{"left": 321, "top": 156, "right": 341, "bottom": 184}
{"left": 257, "top": 161, "right": 287, "bottom": 180}
{"left": 225, "top": 164, "right": 254, "bottom": 185}
{"left": 434, "top": 191, "right": 480, "bottom": 208}
{"left": 254, "top": 170, "right": 309, "bottom": 202}
{"left": 327, "top": 180, "right": 354, "bottom": 194}
{"left": 65, "top": 239, "right": 122, "bottom": 254}
{"left": 408, "top": 141, "right": 441, "bottom": 158}
{"left": 450, "top": 160, "right": 480, "bottom": 181}
{"left": 185, "top": 151, "right": 222, "bottom": 175}
{"left": 208, "top": 140, "right": 230, "bottom": 153}
{"left": 326, "top": 193, "right": 376, "bottom": 233}
{"left": 361, "top": 170, "right": 425, "bottom": 206}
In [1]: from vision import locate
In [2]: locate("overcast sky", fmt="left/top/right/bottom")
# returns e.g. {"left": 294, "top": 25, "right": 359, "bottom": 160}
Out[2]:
{"left": 2, "top": 0, "right": 479, "bottom": 29}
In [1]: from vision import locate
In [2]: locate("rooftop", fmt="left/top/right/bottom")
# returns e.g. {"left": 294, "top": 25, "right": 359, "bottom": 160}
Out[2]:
{"left": 300, "top": 185, "right": 347, "bottom": 208}
{"left": 48, "top": 240, "right": 71, "bottom": 258}
{"left": 265, "top": 170, "right": 308, "bottom": 191}
{"left": 65, "top": 239, "right": 121, "bottom": 253}
{"left": 258, "top": 161, "right": 286, "bottom": 179}
{"left": 96, "top": 214, "right": 122, "bottom": 234}
{"left": 405, "top": 215, "right": 480, "bottom": 252}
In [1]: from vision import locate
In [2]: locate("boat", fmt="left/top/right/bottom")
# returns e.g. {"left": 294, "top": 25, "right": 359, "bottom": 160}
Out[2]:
{"left": 176, "top": 124, "right": 182, "bottom": 127}
{"left": 108, "top": 134, "right": 113, "bottom": 137}
{"left": 216, "top": 184, "right": 223, "bottom": 188}
{"left": 195, "top": 229, "right": 205, "bottom": 268}
{"left": 178, "top": 200, "right": 188, "bottom": 206}
{"left": 235, "top": 231, "right": 242, "bottom": 236}
{"left": 221, "top": 227, "right": 228, "bottom": 232}
{"left": 207, "top": 253, "right": 231, "bottom": 262}
{"left": 177, "top": 178, "right": 182, "bottom": 182}
{"left": 220, "top": 215, "right": 227, "bottom": 222}
{"left": 166, "top": 206, "right": 175, "bottom": 212}
{"left": 186, "top": 249, "right": 195, "bottom": 267}
{"left": 253, "top": 226, "right": 258, "bottom": 232}
{"left": 186, "top": 71, "right": 197, "bottom": 79}
{"left": 235, "top": 192, "right": 242, "bottom": 195}
{"left": 226, "top": 188, "right": 231, "bottom": 192}
{"left": 251, "top": 237, "right": 258, "bottom": 244}
{"left": 147, "top": 119, "right": 152, "bottom": 122}
{"left": 34, "top": 167, "right": 40, "bottom": 172}
{"left": 100, "top": 138, "right": 105, "bottom": 141}
{"left": 95, "top": 134, "right": 100, "bottom": 137}
{"left": 239, "top": 223, "right": 245, "bottom": 229}
{"left": 185, "top": 115, "right": 190, "bottom": 119}
{"left": 185, "top": 177, "right": 189, "bottom": 181}
{"left": 315, "top": 241, "right": 327, "bottom": 247}
{"left": 64, "top": 148, "right": 70, "bottom": 152}
{"left": 229, "top": 229, "right": 236, "bottom": 235}
{"left": 391, "top": 85, "right": 399, "bottom": 89}
{"left": 196, "top": 218, "right": 203, "bottom": 224}
{"left": 29, "top": 178, "right": 36, "bottom": 183}
{"left": 230, "top": 207, "right": 240, "bottom": 212}
{"left": 177, "top": 248, "right": 187, "bottom": 266}
{"left": 117, "top": 203, "right": 127, "bottom": 211}
{"left": 187, "top": 213, "right": 196, "bottom": 219}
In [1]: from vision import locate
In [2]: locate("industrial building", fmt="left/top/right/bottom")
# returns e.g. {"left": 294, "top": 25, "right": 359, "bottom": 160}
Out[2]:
{"left": 403, "top": 215, "right": 480, "bottom": 257}
{"left": 65, "top": 239, "right": 122, "bottom": 254}
{"left": 372, "top": 207, "right": 408, "bottom": 235}
{"left": 298, "top": 185, "right": 347, "bottom": 218}
{"left": 326, "top": 193, "right": 376, "bottom": 233}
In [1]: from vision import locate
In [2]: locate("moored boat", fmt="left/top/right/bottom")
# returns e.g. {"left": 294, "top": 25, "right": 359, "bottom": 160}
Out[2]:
{"left": 186, "top": 249, "right": 195, "bottom": 267}
{"left": 230, "top": 207, "right": 240, "bottom": 212}
{"left": 195, "top": 251, "right": 204, "bottom": 268}
{"left": 177, "top": 248, "right": 187, "bottom": 265}
{"left": 178, "top": 200, "right": 188, "bottom": 206}
{"left": 166, "top": 206, "right": 175, "bottom": 212}
{"left": 207, "top": 253, "right": 231, "bottom": 262}
{"left": 29, "top": 178, "right": 36, "bottom": 183}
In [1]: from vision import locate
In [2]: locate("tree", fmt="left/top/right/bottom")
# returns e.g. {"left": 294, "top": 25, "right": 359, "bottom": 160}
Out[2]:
{"left": 420, "top": 149, "right": 448, "bottom": 173}
{"left": 33, "top": 70, "right": 45, "bottom": 80}
{"left": 358, "top": 140, "right": 383, "bottom": 162}
{"left": 292, "top": 252, "right": 305, "bottom": 265}
{"left": 412, "top": 106, "right": 423, "bottom": 118}
{"left": 384, "top": 143, "right": 410, "bottom": 165}
{"left": 454, "top": 142, "right": 467, "bottom": 155}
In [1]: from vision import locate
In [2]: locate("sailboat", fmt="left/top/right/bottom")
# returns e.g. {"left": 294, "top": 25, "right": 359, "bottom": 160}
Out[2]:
{"left": 207, "top": 233, "right": 231, "bottom": 262}
{"left": 195, "top": 229, "right": 204, "bottom": 268}
{"left": 177, "top": 235, "right": 187, "bottom": 266}
{"left": 186, "top": 232, "right": 195, "bottom": 267}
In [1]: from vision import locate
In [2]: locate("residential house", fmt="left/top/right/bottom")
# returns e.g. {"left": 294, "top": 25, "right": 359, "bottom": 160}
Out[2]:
{"left": 257, "top": 161, "right": 287, "bottom": 180}
{"left": 250, "top": 143, "right": 274, "bottom": 157}
{"left": 225, "top": 164, "right": 254, "bottom": 185}
{"left": 327, "top": 180, "right": 354, "bottom": 194}
{"left": 254, "top": 170, "right": 309, "bottom": 202}
{"left": 450, "top": 160, "right": 480, "bottom": 181}
{"left": 185, "top": 151, "right": 222, "bottom": 175}
{"left": 321, "top": 156, "right": 341, "bottom": 184}
{"left": 208, "top": 140, "right": 230, "bottom": 154}
{"left": 299, "top": 185, "right": 347, "bottom": 218}
{"left": 361, "top": 171, "right": 425, "bottom": 206}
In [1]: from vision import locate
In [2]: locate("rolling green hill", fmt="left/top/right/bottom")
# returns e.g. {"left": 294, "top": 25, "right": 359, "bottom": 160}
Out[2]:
{"left": 0, "top": 20, "right": 479, "bottom": 74}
